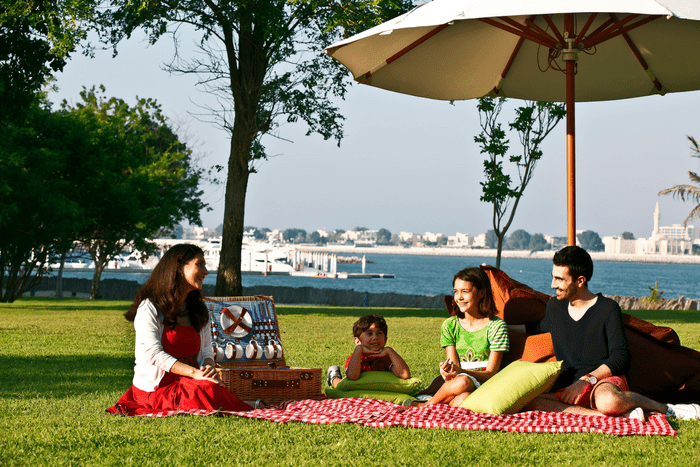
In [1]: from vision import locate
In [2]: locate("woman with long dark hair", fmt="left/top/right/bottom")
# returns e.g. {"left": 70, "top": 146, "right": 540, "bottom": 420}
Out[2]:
{"left": 107, "top": 244, "right": 251, "bottom": 415}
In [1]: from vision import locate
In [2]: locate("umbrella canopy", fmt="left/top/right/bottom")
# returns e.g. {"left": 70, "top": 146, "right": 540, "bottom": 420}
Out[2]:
{"left": 326, "top": 0, "right": 700, "bottom": 244}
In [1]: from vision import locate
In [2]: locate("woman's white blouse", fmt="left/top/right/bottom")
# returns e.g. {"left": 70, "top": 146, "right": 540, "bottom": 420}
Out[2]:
{"left": 131, "top": 298, "right": 214, "bottom": 392}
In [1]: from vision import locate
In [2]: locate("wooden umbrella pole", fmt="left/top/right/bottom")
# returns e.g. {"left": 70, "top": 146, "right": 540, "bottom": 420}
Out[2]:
{"left": 565, "top": 13, "right": 576, "bottom": 246}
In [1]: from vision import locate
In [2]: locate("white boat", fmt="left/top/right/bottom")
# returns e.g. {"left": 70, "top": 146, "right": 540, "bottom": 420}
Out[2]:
{"left": 49, "top": 253, "right": 91, "bottom": 270}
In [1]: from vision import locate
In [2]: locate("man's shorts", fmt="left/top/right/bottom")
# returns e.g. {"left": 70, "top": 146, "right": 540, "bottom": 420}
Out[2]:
{"left": 553, "top": 376, "right": 628, "bottom": 409}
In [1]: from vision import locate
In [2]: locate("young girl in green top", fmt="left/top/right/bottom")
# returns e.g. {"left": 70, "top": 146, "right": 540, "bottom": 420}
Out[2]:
{"left": 421, "top": 267, "right": 509, "bottom": 406}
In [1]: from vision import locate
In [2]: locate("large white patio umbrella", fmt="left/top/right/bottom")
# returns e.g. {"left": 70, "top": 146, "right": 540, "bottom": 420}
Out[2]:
{"left": 325, "top": 0, "right": 700, "bottom": 245}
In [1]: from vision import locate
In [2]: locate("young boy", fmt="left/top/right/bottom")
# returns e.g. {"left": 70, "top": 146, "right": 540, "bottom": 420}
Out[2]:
{"left": 327, "top": 313, "right": 411, "bottom": 388}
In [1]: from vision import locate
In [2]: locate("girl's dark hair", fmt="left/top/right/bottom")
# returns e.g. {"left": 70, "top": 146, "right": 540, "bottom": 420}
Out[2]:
{"left": 124, "top": 243, "right": 209, "bottom": 332}
{"left": 452, "top": 267, "right": 496, "bottom": 319}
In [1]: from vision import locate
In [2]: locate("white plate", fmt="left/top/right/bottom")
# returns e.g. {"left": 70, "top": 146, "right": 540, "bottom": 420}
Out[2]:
{"left": 219, "top": 305, "right": 253, "bottom": 338}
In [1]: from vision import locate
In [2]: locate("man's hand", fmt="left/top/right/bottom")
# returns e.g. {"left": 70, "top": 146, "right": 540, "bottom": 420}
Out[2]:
{"left": 559, "top": 380, "right": 590, "bottom": 405}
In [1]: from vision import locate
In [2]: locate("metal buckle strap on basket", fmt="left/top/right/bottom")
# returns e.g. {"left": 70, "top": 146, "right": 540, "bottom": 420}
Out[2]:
{"left": 252, "top": 379, "right": 301, "bottom": 389}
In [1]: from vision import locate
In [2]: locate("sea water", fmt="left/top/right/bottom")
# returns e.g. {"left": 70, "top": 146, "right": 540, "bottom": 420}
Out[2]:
{"left": 64, "top": 254, "right": 700, "bottom": 299}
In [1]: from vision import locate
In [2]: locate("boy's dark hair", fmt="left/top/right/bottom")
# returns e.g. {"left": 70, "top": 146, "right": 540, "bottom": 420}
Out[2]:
{"left": 452, "top": 267, "right": 496, "bottom": 319}
{"left": 352, "top": 314, "right": 388, "bottom": 338}
{"left": 553, "top": 245, "right": 594, "bottom": 284}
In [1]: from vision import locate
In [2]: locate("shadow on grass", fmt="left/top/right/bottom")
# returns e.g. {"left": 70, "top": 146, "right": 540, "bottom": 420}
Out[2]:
{"left": 276, "top": 306, "right": 447, "bottom": 319}
{"left": 2, "top": 297, "right": 130, "bottom": 315}
{"left": 0, "top": 354, "right": 133, "bottom": 399}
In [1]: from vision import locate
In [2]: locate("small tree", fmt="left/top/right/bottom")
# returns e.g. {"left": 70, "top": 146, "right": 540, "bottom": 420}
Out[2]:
{"left": 282, "top": 228, "right": 307, "bottom": 243}
{"left": 529, "top": 233, "right": 549, "bottom": 252}
{"left": 577, "top": 230, "right": 605, "bottom": 252}
{"left": 475, "top": 97, "right": 565, "bottom": 269}
{"left": 377, "top": 228, "right": 392, "bottom": 245}
{"left": 506, "top": 229, "right": 531, "bottom": 250}
{"left": 64, "top": 86, "right": 207, "bottom": 299}
{"left": 622, "top": 231, "right": 635, "bottom": 240}
{"left": 659, "top": 136, "right": 700, "bottom": 226}
{"left": 484, "top": 230, "right": 498, "bottom": 249}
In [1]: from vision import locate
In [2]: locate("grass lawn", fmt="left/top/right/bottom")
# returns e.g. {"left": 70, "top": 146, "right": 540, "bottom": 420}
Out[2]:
{"left": 2, "top": 298, "right": 700, "bottom": 466}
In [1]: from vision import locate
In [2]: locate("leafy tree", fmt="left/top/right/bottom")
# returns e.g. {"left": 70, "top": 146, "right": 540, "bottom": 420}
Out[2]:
{"left": 528, "top": 233, "right": 549, "bottom": 252}
{"left": 621, "top": 231, "right": 635, "bottom": 240}
{"left": 214, "top": 224, "right": 223, "bottom": 237}
{"left": 307, "top": 231, "right": 326, "bottom": 245}
{"left": 1, "top": 0, "right": 96, "bottom": 122}
{"left": 659, "top": 136, "right": 700, "bottom": 227}
{"left": 100, "top": 0, "right": 415, "bottom": 296}
{"left": 577, "top": 230, "right": 605, "bottom": 252}
{"left": 282, "top": 228, "right": 306, "bottom": 243}
{"left": 475, "top": 97, "right": 565, "bottom": 269}
{"left": 353, "top": 227, "right": 370, "bottom": 232}
{"left": 484, "top": 230, "right": 498, "bottom": 249}
{"left": 505, "top": 229, "right": 531, "bottom": 250}
{"left": 63, "top": 86, "right": 207, "bottom": 299}
{"left": 0, "top": 100, "right": 82, "bottom": 302}
{"left": 377, "top": 228, "right": 392, "bottom": 245}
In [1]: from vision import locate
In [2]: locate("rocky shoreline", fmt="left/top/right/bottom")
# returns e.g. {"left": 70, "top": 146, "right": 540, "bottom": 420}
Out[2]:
{"left": 27, "top": 277, "right": 699, "bottom": 310}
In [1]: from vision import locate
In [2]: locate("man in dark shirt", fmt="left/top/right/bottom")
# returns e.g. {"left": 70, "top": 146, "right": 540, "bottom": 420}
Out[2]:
{"left": 524, "top": 246, "right": 699, "bottom": 420}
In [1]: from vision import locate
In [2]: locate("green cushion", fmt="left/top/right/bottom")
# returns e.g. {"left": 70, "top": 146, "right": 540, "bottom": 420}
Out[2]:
{"left": 335, "top": 371, "right": 423, "bottom": 395}
{"left": 324, "top": 388, "right": 416, "bottom": 405}
{"left": 460, "top": 360, "right": 562, "bottom": 415}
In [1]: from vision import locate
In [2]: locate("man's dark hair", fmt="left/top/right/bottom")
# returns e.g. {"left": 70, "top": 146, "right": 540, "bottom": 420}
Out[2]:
{"left": 553, "top": 246, "right": 594, "bottom": 284}
{"left": 352, "top": 314, "right": 388, "bottom": 338}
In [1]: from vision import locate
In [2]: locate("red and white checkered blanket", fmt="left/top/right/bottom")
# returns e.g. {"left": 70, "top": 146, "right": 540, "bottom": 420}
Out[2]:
{"left": 133, "top": 398, "right": 677, "bottom": 436}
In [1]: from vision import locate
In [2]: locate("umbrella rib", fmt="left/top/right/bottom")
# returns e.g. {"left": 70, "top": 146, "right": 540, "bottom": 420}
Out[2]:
{"left": 358, "top": 23, "right": 451, "bottom": 82}
{"left": 581, "top": 17, "right": 616, "bottom": 44}
{"left": 479, "top": 18, "right": 558, "bottom": 50}
{"left": 584, "top": 15, "right": 659, "bottom": 48}
{"left": 524, "top": 18, "right": 561, "bottom": 47}
{"left": 494, "top": 36, "right": 526, "bottom": 94}
{"left": 542, "top": 15, "right": 565, "bottom": 45}
{"left": 584, "top": 14, "right": 638, "bottom": 46}
{"left": 573, "top": 13, "right": 597, "bottom": 48}
{"left": 609, "top": 14, "right": 663, "bottom": 92}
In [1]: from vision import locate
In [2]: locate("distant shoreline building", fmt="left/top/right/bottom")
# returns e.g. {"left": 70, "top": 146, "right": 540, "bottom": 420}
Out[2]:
{"left": 603, "top": 203, "right": 694, "bottom": 255}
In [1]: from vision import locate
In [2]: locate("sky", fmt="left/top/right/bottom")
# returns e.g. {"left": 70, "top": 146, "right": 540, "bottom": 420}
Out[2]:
{"left": 51, "top": 29, "right": 700, "bottom": 241}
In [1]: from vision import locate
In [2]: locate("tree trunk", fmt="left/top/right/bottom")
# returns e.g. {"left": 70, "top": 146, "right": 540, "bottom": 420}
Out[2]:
{"left": 496, "top": 234, "right": 504, "bottom": 270}
{"left": 90, "top": 260, "right": 105, "bottom": 300}
{"left": 56, "top": 251, "right": 66, "bottom": 297}
{"left": 215, "top": 135, "right": 252, "bottom": 297}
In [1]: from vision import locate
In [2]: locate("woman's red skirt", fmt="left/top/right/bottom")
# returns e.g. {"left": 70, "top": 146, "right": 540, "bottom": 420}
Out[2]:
{"left": 106, "top": 375, "right": 252, "bottom": 416}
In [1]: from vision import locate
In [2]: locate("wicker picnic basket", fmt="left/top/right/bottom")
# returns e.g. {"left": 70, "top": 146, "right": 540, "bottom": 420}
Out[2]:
{"left": 204, "top": 295, "right": 322, "bottom": 405}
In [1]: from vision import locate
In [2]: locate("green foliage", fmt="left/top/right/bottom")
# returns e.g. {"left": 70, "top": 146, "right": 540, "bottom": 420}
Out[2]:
{"left": 0, "top": 0, "right": 97, "bottom": 122}
{"left": 485, "top": 229, "right": 498, "bottom": 248}
{"left": 59, "top": 86, "right": 207, "bottom": 298}
{"left": 475, "top": 97, "right": 565, "bottom": 268}
{"left": 283, "top": 228, "right": 307, "bottom": 243}
{"left": 644, "top": 281, "right": 665, "bottom": 307}
{"left": 96, "top": 0, "right": 415, "bottom": 296}
{"left": 622, "top": 231, "right": 635, "bottom": 240}
{"left": 659, "top": 136, "right": 700, "bottom": 227}
{"left": 528, "top": 233, "right": 549, "bottom": 252}
{"left": 577, "top": 230, "right": 605, "bottom": 252}
{"left": 0, "top": 100, "right": 84, "bottom": 302}
{"left": 505, "top": 229, "right": 531, "bottom": 250}
{"left": 2, "top": 299, "right": 700, "bottom": 466}
{"left": 376, "top": 228, "right": 392, "bottom": 245}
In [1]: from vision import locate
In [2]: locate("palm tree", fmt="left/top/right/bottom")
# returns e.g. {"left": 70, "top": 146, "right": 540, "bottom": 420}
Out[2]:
{"left": 659, "top": 136, "right": 700, "bottom": 227}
